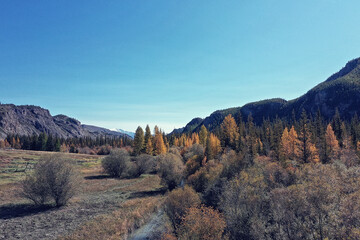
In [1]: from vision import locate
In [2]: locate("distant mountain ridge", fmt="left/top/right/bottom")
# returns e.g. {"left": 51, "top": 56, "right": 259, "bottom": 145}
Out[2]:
{"left": 0, "top": 104, "right": 132, "bottom": 139}
{"left": 110, "top": 128, "right": 135, "bottom": 138}
{"left": 176, "top": 57, "right": 360, "bottom": 134}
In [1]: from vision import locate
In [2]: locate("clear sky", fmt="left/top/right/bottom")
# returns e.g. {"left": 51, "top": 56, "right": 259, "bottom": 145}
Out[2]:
{"left": 1, "top": 0, "right": 360, "bottom": 133}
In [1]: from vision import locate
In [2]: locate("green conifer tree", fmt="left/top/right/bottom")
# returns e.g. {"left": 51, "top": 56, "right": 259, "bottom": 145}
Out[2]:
{"left": 133, "top": 126, "right": 145, "bottom": 155}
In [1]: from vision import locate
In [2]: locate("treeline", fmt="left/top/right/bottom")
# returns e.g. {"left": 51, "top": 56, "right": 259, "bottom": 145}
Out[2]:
{"left": 166, "top": 109, "right": 360, "bottom": 164}
{"left": 0, "top": 132, "right": 132, "bottom": 155}
{"left": 132, "top": 125, "right": 169, "bottom": 156}
{"left": 147, "top": 109, "right": 360, "bottom": 239}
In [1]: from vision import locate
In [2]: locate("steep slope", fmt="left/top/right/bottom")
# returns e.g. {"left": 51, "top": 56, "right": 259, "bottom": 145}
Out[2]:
{"left": 0, "top": 105, "right": 76, "bottom": 139}
{"left": 0, "top": 104, "right": 131, "bottom": 139}
{"left": 179, "top": 57, "right": 360, "bottom": 133}
{"left": 283, "top": 57, "right": 360, "bottom": 120}
{"left": 170, "top": 118, "right": 204, "bottom": 135}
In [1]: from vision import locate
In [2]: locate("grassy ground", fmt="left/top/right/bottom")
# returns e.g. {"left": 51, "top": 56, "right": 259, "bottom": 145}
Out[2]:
{"left": 0, "top": 149, "right": 166, "bottom": 240}
{"left": 0, "top": 149, "right": 101, "bottom": 185}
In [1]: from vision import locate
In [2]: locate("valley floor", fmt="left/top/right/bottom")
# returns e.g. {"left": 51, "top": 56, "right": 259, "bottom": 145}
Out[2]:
{"left": 0, "top": 150, "right": 165, "bottom": 240}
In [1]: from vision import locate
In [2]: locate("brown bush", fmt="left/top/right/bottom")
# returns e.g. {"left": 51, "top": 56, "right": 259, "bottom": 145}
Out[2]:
{"left": 177, "top": 205, "right": 227, "bottom": 240}
{"left": 22, "top": 154, "right": 79, "bottom": 207}
{"left": 101, "top": 149, "right": 130, "bottom": 178}
{"left": 135, "top": 154, "right": 157, "bottom": 175}
{"left": 164, "top": 185, "right": 201, "bottom": 229}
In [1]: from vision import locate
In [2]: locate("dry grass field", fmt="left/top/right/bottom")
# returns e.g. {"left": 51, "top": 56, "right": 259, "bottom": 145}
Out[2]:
{"left": 0, "top": 149, "right": 165, "bottom": 240}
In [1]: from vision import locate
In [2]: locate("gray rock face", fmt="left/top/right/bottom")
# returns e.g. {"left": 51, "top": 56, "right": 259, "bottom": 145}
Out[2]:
{"left": 0, "top": 104, "right": 130, "bottom": 139}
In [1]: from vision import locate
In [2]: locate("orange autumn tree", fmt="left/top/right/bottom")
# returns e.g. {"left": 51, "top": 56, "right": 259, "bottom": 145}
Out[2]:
{"left": 0, "top": 140, "right": 5, "bottom": 149}
{"left": 174, "top": 134, "right": 189, "bottom": 148}
{"left": 280, "top": 126, "right": 300, "bottom": 160}
{"left": 191, "top": 132, "right": 200, "bottom": 145}
{"left": 220, "top": 114, "right": 239, "bottom": 149}
{"left": 280, "top": 127, "right": 290, "bottom": 160}
{"left": 177, "top": 205, "right": 227, "bottom": 240}
{"left": 325, "top": 124, "right": 340, "bottom": 163}
{"left": 153, "top": 126, "right": 167, "bottom": 155}
{"left": 205, "top": 133, "right": 221, "bottom": 160}
{"left": 185, "top": 136, "right": 193, "bottom": 149}
{"left": 145, "top": 137, "right": 153, "bottom": 155}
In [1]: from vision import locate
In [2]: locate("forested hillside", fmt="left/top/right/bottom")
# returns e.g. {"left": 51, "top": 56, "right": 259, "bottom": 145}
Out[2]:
{"left": 176, "top": 57, "right": 360, "bottom": 134}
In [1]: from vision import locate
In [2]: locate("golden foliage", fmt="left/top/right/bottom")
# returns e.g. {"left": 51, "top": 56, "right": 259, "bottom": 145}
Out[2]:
{"left": 220, "top": 114, "right": 239, "bottom": 148}
{"left": 325, "top": 123, "right": 340, "bottom": 162}
{"left": 206, "top": 133, "right": 221, "bottom": 160}
{"left": 145, "top": 137, "right": 153, "bottom": 155}
{"left": 191, "top": 133, "right": 200, "bottom": 145}
{"left": 280, "top": 126, "right": 300, "bottom": 160}
{"left": 153, "top": 128, "right": 167, "bottom": 155}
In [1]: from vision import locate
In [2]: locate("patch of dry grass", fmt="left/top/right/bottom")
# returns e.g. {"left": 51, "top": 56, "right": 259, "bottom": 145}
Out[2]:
{"left": 60, "top": 196, "right": 165, "bottom": 240}
{"left": 60, "top": 175, "right": 164, "bottom": 240}
{"left": 1, "top": 149, "right": 167, "bottom": 240}
{"left": 0, "top": 149, "right": 102, "bottom": 185}
{"left": 114, "top": 174, "right": 163, "bottom": 193}
{"left": 0, "top": 183, "right": 20, "bottom": 204}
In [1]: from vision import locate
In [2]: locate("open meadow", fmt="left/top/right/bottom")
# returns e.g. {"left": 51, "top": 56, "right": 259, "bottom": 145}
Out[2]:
{"left": 0, "top": 149, "right": 166, "bottom": 240}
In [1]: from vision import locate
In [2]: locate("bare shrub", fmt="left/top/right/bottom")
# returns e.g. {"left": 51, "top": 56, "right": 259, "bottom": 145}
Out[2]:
{"left": 22, "top": 154, "right": 79, "bottom": 207}
{"left": 135, "top": 154, "right": 157, "bottom": 175}
{"left": 168, "top": 146, "right": 181, "bottom": 156}
{"left": 157, "top": 153, "right": 185, "bottom": 190}
{"left": 22, "top": 173, "right": 49, "bottom": 205}
{"left": 101, "top": 149, "right": 130, "bottom": 177}
{"left": 220, "top": 166, "right": 268, "bottom": 240}
{"left": 124, "top": 161, "right": 140, "bottom": 178}
{"left": 184, "top": 144, "right": 205, "bottom": 162}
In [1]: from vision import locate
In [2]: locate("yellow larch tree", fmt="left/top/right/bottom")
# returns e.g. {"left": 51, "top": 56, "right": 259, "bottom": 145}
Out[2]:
{"left": 191, "top": 132, "right": 200, "bottom": 145}
{"left": 325, "top": 123, "right": 340, "bottom": 162}
{"left": 220, "top": 114, "right": 239, "bottom": 149}
{"left": 281, "top": 126, "right": 300, "bottom": 160}
{"left": 280, "top": 127, "right": 291, "bottom": 160}
{"left": 145, "top": 136, "right": 153, "bottom": 155}
{"left": 153, "top": 126, "right": 167, "bottom": 155}
{"left": 206, "top": 133, "right": 221, "bottom": 160}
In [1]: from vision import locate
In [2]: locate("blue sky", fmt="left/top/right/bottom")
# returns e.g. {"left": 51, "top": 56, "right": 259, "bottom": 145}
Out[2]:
{"left": 1, "top": 0, "right": 360, "bottom": 133}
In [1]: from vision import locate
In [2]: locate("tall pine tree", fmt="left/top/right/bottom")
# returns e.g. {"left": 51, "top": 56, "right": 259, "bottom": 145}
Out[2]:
{"left": 133, "top": 126, "right": 145, "bottom": 155}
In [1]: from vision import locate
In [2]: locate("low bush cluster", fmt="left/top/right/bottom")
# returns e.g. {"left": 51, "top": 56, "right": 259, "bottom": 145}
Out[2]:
{"left": 101, "top": 149, "right": 157, "bottom": 178}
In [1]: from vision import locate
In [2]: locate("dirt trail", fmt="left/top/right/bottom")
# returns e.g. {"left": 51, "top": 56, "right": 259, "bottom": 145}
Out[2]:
{"left": 129, "top": 209, "right": 167, "bottom": 240}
